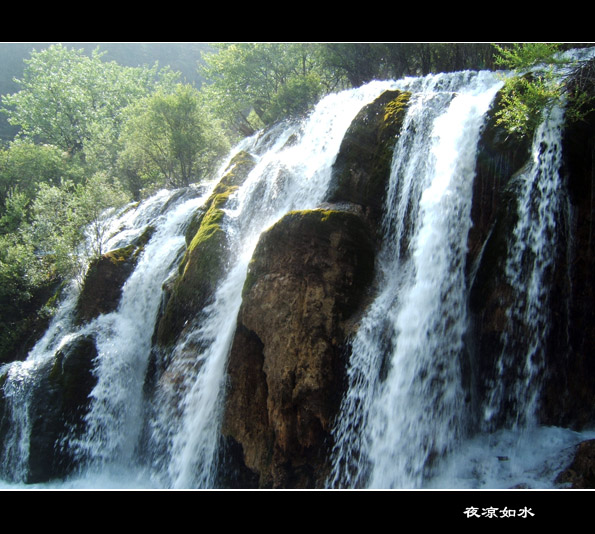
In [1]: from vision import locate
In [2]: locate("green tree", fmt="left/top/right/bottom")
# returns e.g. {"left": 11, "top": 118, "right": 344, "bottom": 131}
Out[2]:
{"left": 0, "top": 188, "right": 29, "bottom": 233}
{"left": 199, "top": 43, "right": 332, "bottom": 135}
{"left": 119, "top": 83, "right": 229, "bottom": 190}
{"left": 0, "top": 140, "right": 79, "bottom": 210}
{"left": 27, "top": 174, "right": 130, "bottom": 279}
{"left": 0, "top": 43, "right": 179, "bottom": 161}
{"left": 491, "top": 43, "right": 595, "bottom": 137}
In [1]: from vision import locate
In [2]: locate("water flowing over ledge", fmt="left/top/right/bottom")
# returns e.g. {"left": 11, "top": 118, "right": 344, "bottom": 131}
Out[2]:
{"left": 2, "top": 60, "right": 595, "bottom": 489}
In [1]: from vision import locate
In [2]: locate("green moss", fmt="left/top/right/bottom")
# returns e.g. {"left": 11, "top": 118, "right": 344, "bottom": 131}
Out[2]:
{"left": 156, "top": 152, "right": 256, "bottom": 347}
{"left": 103, "top": 225, "right": 154, "bottom": 266}
{"left": 105, "top": 243, "right": 136, "bottom": 264}
{"left": 382, "top": 91, "right": 411, "bottom": 132}
{"left": 185, "top": 151, "right": 255, "bottom": 246}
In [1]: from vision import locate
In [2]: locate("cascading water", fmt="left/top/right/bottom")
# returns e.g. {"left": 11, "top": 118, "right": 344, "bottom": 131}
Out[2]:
{"left": 328, "top": 70, "right": 504, "bottom": 489}
{"left": 481, "top": 103, "right": 566, "bottom": 431}
{"left": 0, "top": 184, "right": 215, "bottom": 487}
{"left": 329, "top": 57, "right": 595, "bottom": 490}
{"left": 147, "top": 80, "right": 401, "bottom": 489}
{"left": 2, "top": 57, "right": 595, "bottom": 490}
{"left": 0, "top": 80, "right": 400, "bottom": 488}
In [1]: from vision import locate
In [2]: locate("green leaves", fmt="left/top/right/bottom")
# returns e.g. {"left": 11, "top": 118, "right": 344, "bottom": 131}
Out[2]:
{"left": 492, "top": 43, "right": 595, "bottom": 138}
{"left": 495, "top": 73, "right": 562, "bottom": 137}
{"left": 493, "top": 43, "right": 563, "bottom": 71}
{"left": 119, "top": 84, "right": 229, "bottom": 189}
{"left": 29, "top": 174, "right": 130, "bottom": 277}
{"left": 1, "top": 44, "right": 179, "bottom": 158}
{"left": 199, "top": 43, "right": 329, "bottom": 135}
{"left": 492, "top": 44, "right": 567, "bottom": 138}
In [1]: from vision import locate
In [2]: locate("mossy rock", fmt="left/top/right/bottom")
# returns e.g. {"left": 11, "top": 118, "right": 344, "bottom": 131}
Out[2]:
{"left": 326, "top": 89, "right": 411, "bottom": 227}
{"left": 183, "top": 151, "right": 256, "bottom": 246}
{"left": 74, "top": 226, "right": 155, "bottom": 324}
{"left": 155, "top": 151, "right": 257, "bottom": 347}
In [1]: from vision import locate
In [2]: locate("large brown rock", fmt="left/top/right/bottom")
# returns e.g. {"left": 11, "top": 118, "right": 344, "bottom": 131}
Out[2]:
{"left": 222, "top": 208, "right": 375, "bottom": 488}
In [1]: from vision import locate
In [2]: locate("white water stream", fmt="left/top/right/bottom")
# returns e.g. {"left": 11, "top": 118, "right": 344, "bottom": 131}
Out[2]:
{"left": 329, "top": 70, "right": 505, "bottom": 488}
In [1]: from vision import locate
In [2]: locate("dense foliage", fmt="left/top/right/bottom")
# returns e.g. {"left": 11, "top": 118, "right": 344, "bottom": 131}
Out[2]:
{"left": 198, "top": 43, "right": 501, "bottom": 136}
{"left": 493, "top": 43, "right": 595, "bottom": 137}
{"left": 0, "top": 44, "right": 214, "bottom": 362}
{"left": 118, "top": 84, "right": 229, "bottom": 191}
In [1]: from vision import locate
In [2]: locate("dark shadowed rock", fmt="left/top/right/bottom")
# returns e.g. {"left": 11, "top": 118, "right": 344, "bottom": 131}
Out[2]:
{"left": 555, "top": 440, "right": 595, "bottom": 488}
{"left": 467, "top": 91, "right": 531, "bottom": 275}
{"left": 326, "top": 89, "right": 411, "bottom": 229}
{"left": 27, "top": 334, "right": 98, "bottom": 482}
{"left": 467, "top": 81, "right": 595, "bottom": 432}
{"left": 75, "top": 226, "right": 155, "bottom": 324}
{"left": 538, "top": 104, "right": 595, "bottom": 429}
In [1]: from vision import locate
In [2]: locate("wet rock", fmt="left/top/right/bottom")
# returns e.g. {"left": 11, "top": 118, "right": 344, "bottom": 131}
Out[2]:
{"left": 326, "top": 89, "right": 411, "bottom": 229}
{"left": 467, "top": 82, "right": 595, "bottom": 432}
{"left": 555, "top": 440, "right": 595, "bottom": 488}
{"left": 154, "top": 151, "right": 256, "bottom": 348}
{"left": 27, "top": 334, "right": 98, "bottom": 483}
{"left": 222, "top": 208, "right": 375, "bottom": 488}
{"left": 538, "top": 104, "right": 595, "bottom": 429}
{"left": 467, "top": 90, "right": 531, "bottom": 273}
{"left": 75, "top": 226, "right": 155, "bottom": 324}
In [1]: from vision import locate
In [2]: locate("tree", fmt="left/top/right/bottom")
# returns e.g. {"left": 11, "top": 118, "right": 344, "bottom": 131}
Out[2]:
{"left": 0, "top": 140, "right": 79, "bottom": 210}
{"left": 491, "top": 43, "right": 595, "bottom": 137}
{"left": 199, "top": 43, "right": 332, "bottom": 135}
{"left": 119, "top": 83, "right": 229, "bottom": 190}
{"left": 0, "top": 44, "right": 179, "bottom": 160}
{"left": 27, "top": 174, "right": 130, "bottom": 279}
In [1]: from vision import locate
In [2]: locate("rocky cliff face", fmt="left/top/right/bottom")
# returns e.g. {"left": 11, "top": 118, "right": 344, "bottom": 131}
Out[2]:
{"left": 467, "top": 93, "right": 595, "bottom": 432}
{"left": 540, "top": 105, "right": 595, "bottom": 429}
{"left": 465, "top": 84, "right": 595, "bottom": 484}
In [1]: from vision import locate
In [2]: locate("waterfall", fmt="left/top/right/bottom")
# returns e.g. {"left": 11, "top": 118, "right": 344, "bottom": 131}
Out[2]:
{"left": 328, "top": 70, "right": 504, "bottom": 489}
{"left": 0, "top": 185, "right": 213, "bottom": 486}
{"left": 147, "top": 80, "right": 400, "bottom": 489}
{"left": 2, "top": 58, "right": 595, "bottom": 490}
{"left": 0, "top": 80, "right": 398, "bottom": 488}
{"left": 481, "top": 103, "right": 566, "bottom": 431}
